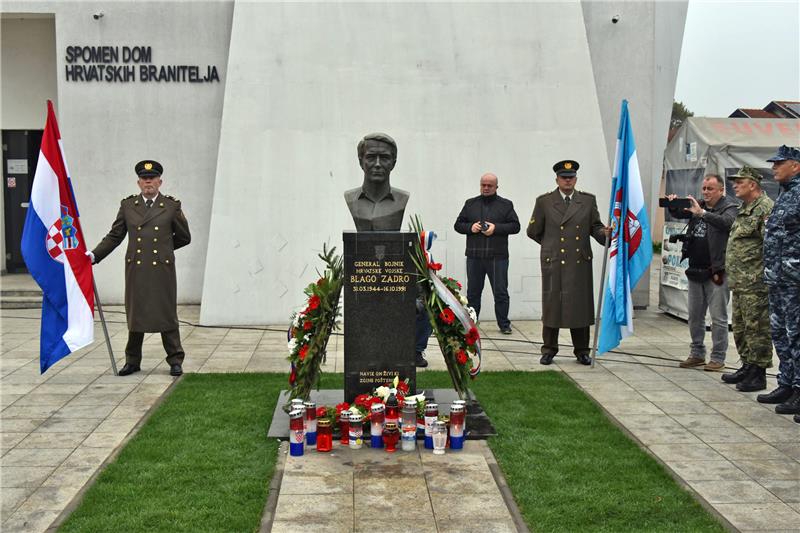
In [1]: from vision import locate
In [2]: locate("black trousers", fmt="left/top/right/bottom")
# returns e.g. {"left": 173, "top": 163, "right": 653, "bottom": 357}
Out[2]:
{"left": 125, "top": 329, "right": 185, "bottom": 366}
{"left": 542, "top": 326, "right": 590, "bottom": 357}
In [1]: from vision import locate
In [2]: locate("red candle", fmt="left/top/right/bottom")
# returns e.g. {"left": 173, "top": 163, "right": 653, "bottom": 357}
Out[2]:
{"left": 339, "top": 411, "right": 350, "bottom": 445}
{"left": 316, "top": 419, "right": 333, "bottom": 452}
{"left": 382, "top": 421, "right": 400, "bottom": 453}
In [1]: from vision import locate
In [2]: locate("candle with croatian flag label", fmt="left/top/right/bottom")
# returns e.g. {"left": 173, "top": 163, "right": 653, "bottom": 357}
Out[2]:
{"left": 349, "top": 413, "right": 363, "bottom": 450}
{"left": 449, "top": 404, "right": 465, "bottom": 450}
{"left": 289, "top": 409, "right": 304, "bottom": 456}
{"left": 304, "top": 401, "right": 317, "bottom": 446}
{"left": 370, "top": 403, "right": 385, "bottom": 448}
{"left": 424, "top": 403, "right": 438, "bottom": 449}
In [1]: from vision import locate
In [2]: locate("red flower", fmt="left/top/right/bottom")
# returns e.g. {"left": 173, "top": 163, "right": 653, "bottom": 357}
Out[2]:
{"left": 298, "top": 345, "right": 309, "bottom": 361}
{"left": 397, "top": 381, "right": 410, "bottom": 394}
{"left": 316, "top": 406, "right": 328, "bottom": 418}
{"left": 466, "top": 327, "right": 480, "bottom": 346}
{"left": 368, "top": 396, "right": 384, "bottom": 409}
{"left": 439, "top": 308, "right": 455, "bottom": 325}
{"left": 335, "top": 402, "right": 350, "bottom": 415}
{"left": 428, "top": 261, "right": 442, "bottom": 271}
{"left": 303, "top": 321, "right": 313, "bottom": 332}
{"left": 308, "top": 295, "right": 321, "bottom": 310}
{"left": 289, "top": 367, "right": 297, "bottom": 385}
{"left": 456, "top": 350, "right": 468, "bottom": 365}
{"left": 354, "top": 394, "right": 371, "bottom": 409}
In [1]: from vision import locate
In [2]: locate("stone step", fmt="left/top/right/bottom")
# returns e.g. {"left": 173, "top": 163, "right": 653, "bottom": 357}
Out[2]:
{"left": 0, "top": 296, "right": 43, "bottom": 309}
{"left": 1, "top": 289, "right": 43, "bottom": 297}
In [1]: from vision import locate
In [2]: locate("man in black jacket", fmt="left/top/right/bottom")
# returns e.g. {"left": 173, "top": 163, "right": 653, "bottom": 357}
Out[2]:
{"left": 454, "top": 173, "right": 520, "bottom": 334}
{"left": 667, "top": 174, "right": 737, "bottom": 371}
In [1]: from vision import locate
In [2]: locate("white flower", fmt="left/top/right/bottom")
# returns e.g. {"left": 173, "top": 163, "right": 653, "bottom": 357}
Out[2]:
{"left": 459, "top": 295, "right": 468, "bottom": 306}
{"left": 292, "top": 313, "right": 303, "bottom": 328}
{"left": 287, "top": 338, "right": 297, "bottom": 353}
{"left": 392, "top": 375, "right": 399, "bottom": 388}
{"left": 404, "top": 392, "right": 426, "bottom": 405}
{"left": 375, "top": 386, "right": 391, "bottom": 400}
{"left": 303, "top": 334, "right": 311, "bottom": 343}
{"left": 467, "top": 306, "right": 477, "bottom": 323}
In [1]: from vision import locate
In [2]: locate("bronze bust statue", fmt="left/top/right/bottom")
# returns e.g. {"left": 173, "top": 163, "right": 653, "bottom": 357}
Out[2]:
{"left": 344, "top": 133, "right": 409, "bottom": 231}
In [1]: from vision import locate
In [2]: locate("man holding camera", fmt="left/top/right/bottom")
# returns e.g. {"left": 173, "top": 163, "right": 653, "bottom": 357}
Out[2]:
{"left": 454, "top": 173, "right": 520, "bottom": 334}
{"left": 667, "top": 174, "right": 737, "bottom": 371}
{"left": 759, "top": 145, "right": 800, "bottom": 420}
{"left": 720, "top": 166, "right": 773, "bottom": 392}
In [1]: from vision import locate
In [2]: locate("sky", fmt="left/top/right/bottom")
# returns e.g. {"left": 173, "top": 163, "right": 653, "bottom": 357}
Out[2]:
{"left": 674, "top": 0, "right": 800, "bottom": 117}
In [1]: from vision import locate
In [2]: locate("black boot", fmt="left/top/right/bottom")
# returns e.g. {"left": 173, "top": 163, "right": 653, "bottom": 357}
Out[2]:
{"left": 775, "top": 389, "right": 800, "bottom": 415}
{"left": 722, "top": 363, "right": 752, "bottom": 384}
{"left": 415, "top": 352, "right": 429, "bottom": 368}
{"left": 736, "top": 366, "right": 766, "bottom": 392}
{"left": 757, "top": 385, "right": 794, "bottom": 404}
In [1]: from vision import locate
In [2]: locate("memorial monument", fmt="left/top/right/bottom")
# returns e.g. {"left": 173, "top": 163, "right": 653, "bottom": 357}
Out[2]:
{"left": 343, "top": 133, "right": 416, "bottom": 402}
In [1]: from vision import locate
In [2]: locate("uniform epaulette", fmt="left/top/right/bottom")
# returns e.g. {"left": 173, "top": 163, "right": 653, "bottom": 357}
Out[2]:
{"left": 164, "top": 195, "right": 179, "bottom": 202}
{"left": 578, "top": 190, "right": 596, "bottom": 198}
{"left": 123, "top": 194, "right": 136, "bottom": 202}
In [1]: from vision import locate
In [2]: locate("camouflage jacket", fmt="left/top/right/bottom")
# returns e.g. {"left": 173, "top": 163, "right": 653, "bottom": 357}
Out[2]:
{"left": 726, "top": 193, "right": 773, "bottom": 291}
{"left": 764, "top": 174, "right": 800, "bottom": 287}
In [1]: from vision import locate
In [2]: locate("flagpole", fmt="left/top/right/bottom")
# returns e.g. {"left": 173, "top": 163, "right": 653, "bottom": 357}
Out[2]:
{"left": 590, "top": 222, "right": 612, "bottom": 369}
{"left": 93, "top": 280, "right": 118, "bottom": 376}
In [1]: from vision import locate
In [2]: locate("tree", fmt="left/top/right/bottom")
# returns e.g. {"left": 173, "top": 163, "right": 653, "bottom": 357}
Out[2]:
{"left": 671, "top": 100, "right": 694, "bottom": 130}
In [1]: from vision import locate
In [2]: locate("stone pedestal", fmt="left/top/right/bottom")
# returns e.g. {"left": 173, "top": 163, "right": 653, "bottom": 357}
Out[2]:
{"left": 343, "top": 231, "right": 416, "bottom": 403}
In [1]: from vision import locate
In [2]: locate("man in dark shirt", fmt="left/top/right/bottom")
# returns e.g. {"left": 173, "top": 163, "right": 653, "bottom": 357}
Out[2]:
{"left": 454, "top": 173, "right": 520, "bottom": 334}
{"left": 667, "top": 174, "right": 737, "bottom": 371}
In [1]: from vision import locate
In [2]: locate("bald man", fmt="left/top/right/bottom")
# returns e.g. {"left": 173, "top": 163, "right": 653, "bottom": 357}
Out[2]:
{"left": 454, "top": 173, "right": 521, "bottom": 334}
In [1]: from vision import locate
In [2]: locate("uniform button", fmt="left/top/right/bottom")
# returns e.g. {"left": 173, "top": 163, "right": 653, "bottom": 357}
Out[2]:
{"left": 165, "top": 259, "right": 170, "bottom": 264}
{"left": 159, "top": 202, "right": 164, "bottom": 207}
{"left": 560, "top": 248, "right": 565, "bottom": 253}
{"left": 127, "top": 258, "right": 131, "bottom": 263}
{"left": 152, "top": 261, "right": 157, "bottom": 265}
{"left": 137, "top": 226, "right": 141, "bottom": 231}
{"left": 560, "top": 225, "right": 564, "bottom": 230}
{"left": 561, "top": 260, "right": 566, "bottom": 264}
{"left": 560, "top": 237, "right": 565, "bottom": 242}
{"left": 153, "top": 250, "right": 158, "bottom": 254}
{"left": 546, "top": 258, "right": 551, "bottom": 263}
{"left": 134, "top": 200, "right": 139, "bottom": 205}
{"left": 154, "top": 226, "right": 159, "bottom": 231}
{"left": 136, "top": 249, "right": 141, "bottom": 254}
{"left": 577, "top": 260, "right": 581, "bottom": 264}
{"left": 153, "top": 238, "right": 158, "bottom": 242}
{"left": 136, "top": 260, "right": 141, "bottom": 265}
{"left": 576, "top": 236, "right": 580, "bottom": 240}
{"left": 137, "top": 237, "right": 141, "bottom": 242}
{"left": 576, "top": 225, "right": 580, "bottom": 229}
{"left": 576, "top": 248, "right": 580, "bottom": 252}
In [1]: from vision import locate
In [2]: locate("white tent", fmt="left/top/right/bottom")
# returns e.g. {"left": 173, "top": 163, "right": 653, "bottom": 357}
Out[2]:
{"left": 659, "top": 117, "right": 799, "bottom": 319}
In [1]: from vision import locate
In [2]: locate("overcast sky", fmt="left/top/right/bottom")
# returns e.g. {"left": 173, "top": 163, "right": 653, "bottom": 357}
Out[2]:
{"left": 674, "top": 0, "right": 800, "bottom": 117}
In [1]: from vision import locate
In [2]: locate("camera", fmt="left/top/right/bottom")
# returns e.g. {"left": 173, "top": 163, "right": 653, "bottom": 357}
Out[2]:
{"left": 611, "top": 15, "right": 620, "bottom": 24}
{"left": 668, "top": 234, "right": 687, "bottom": 244}
{"left": 658, "top": 197, "right": 692, "bottom": 210}
{"left": 480, "top": 222, "right": 489, "bottom": 232}
{"left": 93, "top": 11, "right": 104, "bottom": 19}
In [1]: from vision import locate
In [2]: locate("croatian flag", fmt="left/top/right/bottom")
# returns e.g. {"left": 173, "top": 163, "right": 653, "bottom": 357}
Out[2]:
{"left": 21, "top": 101, "right": 94, "bottom": 373}
{"left": 597, "top": 100, "right": 652, "bottom": 354}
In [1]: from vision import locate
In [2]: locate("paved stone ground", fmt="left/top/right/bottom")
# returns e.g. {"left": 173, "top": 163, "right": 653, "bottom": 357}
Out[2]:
{"left": 2, "top": 267, "right": 799, "bottom": 531}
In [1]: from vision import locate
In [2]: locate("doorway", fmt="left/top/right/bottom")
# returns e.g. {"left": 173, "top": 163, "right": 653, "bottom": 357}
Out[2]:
{"left": 3, "top": 130, "right": 43, "bottom": 272}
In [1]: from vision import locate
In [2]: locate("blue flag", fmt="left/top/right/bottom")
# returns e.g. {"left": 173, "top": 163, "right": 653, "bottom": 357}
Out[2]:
{"left": 598, "top": 100, "right": 652, "bottom": 354}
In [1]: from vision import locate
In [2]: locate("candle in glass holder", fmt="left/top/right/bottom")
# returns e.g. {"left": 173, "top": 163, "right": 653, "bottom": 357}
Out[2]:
{"left": 385, "top": 394, "right": 399, "bottom": 426}
{"left": 289, "top": 409, "right": 304, "bottom": 457}
{"left": 401, "top": 400, "right": 417, "bottom": 451}
{"left": 349, "top": 414, "right": 363, "bottom": 450}
{"left": 304, "top": 401, "right": 317, "bottom": 446}
{"left": 424, "top": 403, "right": 438, "bottom": 450}
{"left": 370, "top": 403, "right": 385, "bottom": 448}
{"left": 382, "top": 421, "right": 400, "bottom": 453}
{"left": 316, "top": 418, "right": 333, "bottom": 452}
{"left": 449, "top": 404, "right": 465, "bottom": 450}
{"left": 432, "top": 420, "right": 447, "bottom": 455}
{"left": 338, "top": 411, "right": 350, "bottom": 445}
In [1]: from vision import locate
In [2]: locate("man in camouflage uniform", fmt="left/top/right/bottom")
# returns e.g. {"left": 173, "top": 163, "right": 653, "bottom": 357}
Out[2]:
{"left": 720, "top": 166, "right": 774, "bottom": 392}
{"left": 758, "top": 145, "right": 800, "bottom": 422}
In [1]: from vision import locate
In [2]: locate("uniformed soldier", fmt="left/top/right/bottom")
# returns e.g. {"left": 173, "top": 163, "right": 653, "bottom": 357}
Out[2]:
{"left": 88, "top": 160, "right": 191, "bottom": 376}
{"left": 758, "top": 145, "right": 800, "bottom": 421}
{"left": 527, "top": 160, "right": 609, "bottom": 365}
{"left": 720, "top": 166, "right": 774, "bottom": 392}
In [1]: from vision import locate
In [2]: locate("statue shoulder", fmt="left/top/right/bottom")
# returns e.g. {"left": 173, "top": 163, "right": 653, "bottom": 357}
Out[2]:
{"left": 391, "top": 187, "right": 410, "bottom": 205}
{"left": 344, "top": 187, "right": 362, "bottom": 203}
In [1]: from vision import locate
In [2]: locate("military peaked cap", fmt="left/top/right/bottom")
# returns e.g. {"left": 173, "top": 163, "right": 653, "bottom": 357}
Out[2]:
{"left": 553, "top": 160, "right": 579, "bottom": 177}
{"left": 728, "top": 165, "right": 762, "bottom": 182}
{"left": 135, "top": 160, "right": 163, "bottom": 178}
{"left": 766, "top": 145, "right": 800, "bottom": 163}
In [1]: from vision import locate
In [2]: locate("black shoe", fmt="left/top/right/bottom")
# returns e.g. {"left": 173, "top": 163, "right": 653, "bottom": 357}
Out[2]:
{"left": 499, "top": 326, "right": 512, "bottom": 335}
{"left": 415, "top": 352, "right": 428, "bottom": 368}
{"left": 118, "top": 363, "right": 140, "bottom": 376}
{"left": 540, "top": 353, "right": 555, "bottom": 365}
{"left": 794, "top": 414, "right": 800, "bottom": 424}
{"left": 757, "top": 385, "right": 794, "bottom": 404}
{"left": 722, "top": 363, "right": 752, "bottom": 384}
{"left": 576, "top": 354, "right": 591, "bottom": 366}
{"left": 170, "top": 363, "right": 183, "bottom": 376}
{"left": 736, "top": 366, "right": 766, "bottom": 392}
{"left": 775, "top": 389, "right": 800, "bottom": 415}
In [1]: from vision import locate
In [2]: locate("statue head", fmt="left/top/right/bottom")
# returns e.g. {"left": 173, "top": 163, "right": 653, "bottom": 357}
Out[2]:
{"left": 357, "top": 133, "right": 397, "bottom": 185}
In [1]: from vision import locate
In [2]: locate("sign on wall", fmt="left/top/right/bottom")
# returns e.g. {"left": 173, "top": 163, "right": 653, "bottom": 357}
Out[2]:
{"left": 64, "top": 46, "right": 220, "bottom": 83}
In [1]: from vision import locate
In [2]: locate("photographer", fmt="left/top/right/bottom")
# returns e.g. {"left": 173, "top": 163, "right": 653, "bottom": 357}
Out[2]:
{"left": 454, "top": 173, "right": 520, "bottom": 335}
{"left": 666, "top": 174, "right": 737, "bottom": 371}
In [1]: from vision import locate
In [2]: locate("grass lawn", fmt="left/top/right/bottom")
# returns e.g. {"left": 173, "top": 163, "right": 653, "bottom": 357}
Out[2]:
{"left": 60, "top": 371, "right": 723, "bottom": 532}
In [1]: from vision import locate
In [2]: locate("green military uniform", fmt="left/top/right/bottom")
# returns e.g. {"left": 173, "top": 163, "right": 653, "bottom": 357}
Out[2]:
{"left": 726, "top": 169, "right": 774, "bottom": 370}
{"left": 92, "top": 161, "right": 191, "bottom": 370}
